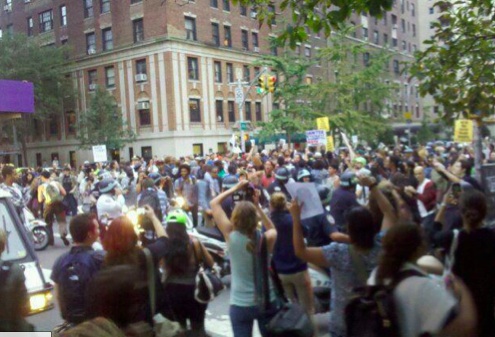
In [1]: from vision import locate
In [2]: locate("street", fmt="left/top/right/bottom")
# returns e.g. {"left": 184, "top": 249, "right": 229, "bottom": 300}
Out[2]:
{"left": 26, "top": 234, "right": 331, "bottom": 336}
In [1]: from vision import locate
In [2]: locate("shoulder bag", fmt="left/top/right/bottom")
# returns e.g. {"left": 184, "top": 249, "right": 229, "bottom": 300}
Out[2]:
{"left": 192, "top": 240, "right": 224, "bottom": 304}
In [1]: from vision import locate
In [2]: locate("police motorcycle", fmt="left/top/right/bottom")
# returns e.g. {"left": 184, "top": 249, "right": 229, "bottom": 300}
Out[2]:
{"left": 0, "top": 189, "right": 54, "bottom": 314}
{"left": 23, "top": 207, "right": 50, "bottom": 251}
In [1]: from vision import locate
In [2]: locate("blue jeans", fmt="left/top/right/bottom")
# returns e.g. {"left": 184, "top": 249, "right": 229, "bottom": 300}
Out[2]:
{"left": 230, "top": 305, "right": 276, "bottom": 337}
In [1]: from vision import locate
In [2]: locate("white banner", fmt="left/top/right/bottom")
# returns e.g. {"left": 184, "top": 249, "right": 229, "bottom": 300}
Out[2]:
{"left": 92, "top": 145, "right": 108, "bottom": 162}
{"left": 306, "top": 130, "right": 327, "bottom": 145}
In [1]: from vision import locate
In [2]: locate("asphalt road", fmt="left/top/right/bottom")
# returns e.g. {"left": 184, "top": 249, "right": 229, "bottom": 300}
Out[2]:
{"left": 26, "top": 234, "right": 330, "bottom": 336}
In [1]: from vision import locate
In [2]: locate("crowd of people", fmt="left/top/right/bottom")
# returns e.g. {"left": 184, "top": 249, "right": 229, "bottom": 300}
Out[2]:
{"left": 0, "top": 139, "right": 495, "bottom": 337}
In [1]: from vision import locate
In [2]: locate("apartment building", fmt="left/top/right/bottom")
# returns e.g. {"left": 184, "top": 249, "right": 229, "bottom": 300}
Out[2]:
{"left": 0, "top": 0, "right": 422, "bottom": 166}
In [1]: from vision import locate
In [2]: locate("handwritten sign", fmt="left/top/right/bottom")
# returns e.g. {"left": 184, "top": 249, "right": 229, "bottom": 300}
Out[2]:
{"left": 92, "top": 145, "right": 108, "bottom": 163}
{"left": 306, "top": 130, "right": 327, "bottom": 145}
{"left": 316, "top": 117, "right": 330, "bottom": 131}
{"left": 454, "top": 119, "right": 473, "bottom": 143}
{"left": 326, "top": 136, "right": 335, "bottom": 152}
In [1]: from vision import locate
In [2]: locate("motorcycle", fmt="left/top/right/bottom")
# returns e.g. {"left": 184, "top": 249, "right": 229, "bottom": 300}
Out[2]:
{"left": 22, "top": 207, "right": 50, "bottom": 251}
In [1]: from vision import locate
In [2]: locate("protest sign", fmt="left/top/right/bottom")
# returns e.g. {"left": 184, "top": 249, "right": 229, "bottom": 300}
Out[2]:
{"left": 286, "top": 183, "right": 324, "bottom": 219}
{"left": 306, "top": 130, "right": 327, "bottom": 145}
{"left": 454, "top": 119, "right": 473, "bottom": 143}
{"left": 92, "top": 145, "right": 108, "bottom": 162}
{"left": 316, "top": 117, "right": 330, "bottom": 131}
{"left": 326, "top": 136, "right": 335, "bottom": 152}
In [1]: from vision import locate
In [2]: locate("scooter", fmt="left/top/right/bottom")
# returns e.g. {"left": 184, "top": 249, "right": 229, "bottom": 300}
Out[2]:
{"left": 22, "top": 207, "right": 50, "bottom": 251}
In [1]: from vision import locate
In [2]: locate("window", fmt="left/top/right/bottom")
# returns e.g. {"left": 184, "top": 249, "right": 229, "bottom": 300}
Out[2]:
{"left": 304, "top": 47, "right": 311, "bottom": 58}
{"left": 131, "top": 0, "right": 143, "bottom": 3}
{"left": 88, "top": 69, "right": 97, "bottom": 89}
{"left": 411, "top": 3, "right": 415, "bottom": 16}
{"left": 214, "top": 61, "right": 222, "bottom": 83}
{"left": 49, "top": 117, "right": 58, "bottom": 136}
{"left": 39, "top": 10, "right": 53, "bottom": 33}
{"left": 215, "top": 100, "right": 223, "bottom": 122}
{"left": 185, "top": 17, "right": 197, "bottom": 41}
{"left": 254, "top": 67, "right": 260, "bottom": 77}
{"left": 6, "top": 24, "right": 13, "bottom": 37}
{"left": 86, "top": 33, "right": 96, "bottom": 54}
{"left": 102, "top": 28, "right": 113, "bottom": 51}
{"left": 429, "top": 7, "right": 434, "bottom": 14}
{"left": 139, "top": 109, "right": 151, "bottom": 126}
{"left": 224, "top": 25, "right": 231, "bottom": 47}
{"left": 412, "top": 24, "right": 416, "bottom": 37}
{"left": 27, "top": 17, "right": 33, "bottom": 36}
{"left": 393, "top": 60, "right": 399, "bottom": 74}
{"left": 271, "top": 45, "right": 278, "bottom": 56}
{"left": 383, "top": 33, "right": 388, "bottom": 46}
{"left": 133, "top": 19, "right": 144, "bottom": 43}
{"left": 105, "top": 66, "right": 115, "bottom": 88}
{"left": 402, "top": 40, "right": 406, "bottom": 51}
{"left": 212, "top": 23, "right": 220, "bottom": 46}
{"left": 255, "top": 102, "right": 262, "bottom": 121}
{"left": 101, "top": 0, "right": 110, "bottom": 13}
{"left": 60, "top": 5, "right": 67, "bottom": 26}
{"left": 363, "top": 52, "right": 370, "bottom": 67}
{"left": 4, "top": 0, "right": 11, "bottom": 11}
{"left": 392, "top": 37, "right": 398, "bottom": 47}
{"left": 66, "top": 111, "right": 76, "bottom": 135}
{"left": 413, "top": 44, "right": 417, "bottom": 52}
{"left": 226, "top": 63, "right": 233, "bottom": 83}
{"left": 136, "top": 59, "right": 147, "bottom": 75}
{"left": 223, "top": 0, "right": 230, "bottom": 11}
{"left": 240, "top": 5, "right": 247, "bottom": 16}
{"left": 228, "top": 101, "right": 235, "bottom": 122}
{"left": 268, "top": 5, "right": 276, "bottom": 25}
{"left": 84, "top": 0, "right": 94, "bottom": 18}
{"left": 391, "top": 14, "right": 397, "bottom": 25}
{"left": 241, "top": 30, "right": 248, "bottom": 50}
{"left": 383, "top": 14, "right": 387, "bottom": 25}
{"left": 401, "top": 19, "right": 406, "bottom": 33}
{"left": 210, "top": 0, "right": 218, "bottom": 8}
{"left": 252, "top": 32, "right": 259, "bottom": 48}
{"left": 243, "top": 65, "right": 250, "bottom": 82}
{"left": 245, "top": 102, "right": 252, "bottom": 121}
{"left": 188, "top": 57, "right": 199, "bottom": 80}
{"left": 373, "top": 30, "right": 379, "bottom": 44}
{"left": 189, "top": 98, "right": 201, "bottom": 122}
{"left": 362, "top": 27, "right": 368, "bottom": 40}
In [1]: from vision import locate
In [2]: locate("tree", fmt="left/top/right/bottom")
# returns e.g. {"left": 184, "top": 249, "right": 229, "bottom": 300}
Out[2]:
{"left": 232, "top": 0, "right": 392, "bottom": 47}
{"left": 308, "top": 25, "right": 396, "bottom": 146}
{"left": 76, "top": 88, "right": 136, "bottom": 153}
{"left": 254, "top": 53, "right": 316, "bottom": 146}
{"left": 0, "top": 34, "right": 73, "bottom": 164}
{"left": 409, "top": 0, "right": 495, "bottom": 178}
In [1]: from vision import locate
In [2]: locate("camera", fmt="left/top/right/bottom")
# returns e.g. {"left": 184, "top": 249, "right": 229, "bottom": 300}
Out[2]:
{"left": 233, "top": 183, "right": 256, "bottom": 203}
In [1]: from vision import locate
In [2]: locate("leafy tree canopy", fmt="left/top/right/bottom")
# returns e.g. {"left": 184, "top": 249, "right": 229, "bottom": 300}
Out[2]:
{"left": 232, "top": 0, "right": 393, "bottom": 47}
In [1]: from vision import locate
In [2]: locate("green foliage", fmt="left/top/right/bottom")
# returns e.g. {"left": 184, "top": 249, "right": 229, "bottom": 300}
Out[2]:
{"left": 254, "top": 53, "right": 316, "bottom": 143}
{"left": 76, "top": 88, "right": 136, "bottom": 151}
{"left": 309, "top": 26, "right": 395, "bottom": 143}
{"left": 410, "top": 1, "right": 495, "bottom": 122}
{"left": 416, "top": 118, "right": 436, "bottom": 144}
{"left": 232, "top": 0, "right": 393, "bottom": 47}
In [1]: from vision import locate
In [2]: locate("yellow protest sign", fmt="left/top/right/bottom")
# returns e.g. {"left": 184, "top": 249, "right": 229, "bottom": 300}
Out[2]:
{"left": 454, "top": 119, "right": 473, "bottom": 143}
{"left": 316, "top": 117, "right": 330, "bottom": 131}
{"left": 326, "top": 136, "right": 334, "bottom": 152}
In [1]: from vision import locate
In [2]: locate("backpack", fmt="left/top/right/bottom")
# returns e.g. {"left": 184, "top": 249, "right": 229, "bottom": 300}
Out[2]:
{"left": 138, "top": 188, "right": 163, "bottom": 221}
{"left": 58, "top": 250, "right": 100, "bottom": 324}
{"left": 345, "top": 269, "right": 425, "bottom": 337}
{"left": 46, "top": 182, "right": 62, "bottom": 203}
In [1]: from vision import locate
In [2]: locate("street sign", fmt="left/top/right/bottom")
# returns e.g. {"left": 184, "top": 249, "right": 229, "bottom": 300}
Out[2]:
{"left": 240, "top": 121, "right": 248, "bottom": 131}
{"left": 235, "top": 87, "right": 244, "bottom": 104}
{"left": 404, "top": 111, "right": 412, "bottom": 120}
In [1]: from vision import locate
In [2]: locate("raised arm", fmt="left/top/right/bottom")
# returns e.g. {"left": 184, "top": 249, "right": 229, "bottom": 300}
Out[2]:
{"left": 143, "top": 205, "right": 166, "bottom": 238}
{"left": 253, "top": 190, "right": 277, "bottom": 252}
{"left": 290, "top": 200, "right": 329, "bottom": 267}
{"left": 433, "top": 161, "right": 461, "bottom": 184}
{"left": 358, "top": 175, "right": 398, "bottom": 231}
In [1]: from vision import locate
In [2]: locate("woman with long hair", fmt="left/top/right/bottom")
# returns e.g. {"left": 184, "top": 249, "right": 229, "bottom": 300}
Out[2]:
{"left": 373, "top": 223, "right": 476, "bottom": 337}
{"left": 211, "top": 181, "right": 277, "bottom": 337}
{"left": 102, "top": 206, "right": 167, "bottom": 326}
{"left": 163, "top": 211, "right": 213, "bottom": 337}
{"left": 435, "top": 190, "right": 495, "bottom": 336}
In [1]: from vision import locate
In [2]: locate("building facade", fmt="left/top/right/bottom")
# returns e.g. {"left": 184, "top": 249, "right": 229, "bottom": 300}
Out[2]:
{"left": 0, "top": 0, "right": 424, "bottom": 166}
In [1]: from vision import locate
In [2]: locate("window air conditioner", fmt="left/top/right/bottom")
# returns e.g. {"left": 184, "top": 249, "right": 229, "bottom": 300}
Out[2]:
{"left": 137, "top": 101, "right": 150, "bottom": 110}
{"left": 89, "top": 84, "right": 97, "bottom": 91}
{"left": 88, "top": 48, "right": 96, "bottom": 55}
{"left": 24, "top": 0, "right": 31, "bottom": 3}
{"left": 4, "top": 5, "right": 11, "bottom": 11}
{"left": 135, "top": 73, "right": 148, "bottom": 82}
{"left": 254, "top": 47, "right": 259, "bottom": 53}
{"left": 250, "top": 12, "right": 257, "bottom": 19}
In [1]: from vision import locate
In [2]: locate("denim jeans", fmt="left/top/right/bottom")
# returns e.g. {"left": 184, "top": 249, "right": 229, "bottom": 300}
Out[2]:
{"left": 230, "top": 304, "right": 276, "bottom": 337}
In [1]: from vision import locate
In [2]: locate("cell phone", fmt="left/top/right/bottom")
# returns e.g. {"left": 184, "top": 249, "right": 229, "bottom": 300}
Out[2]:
{"left": 452, "top": 183, "right": 462, "bottom": 198}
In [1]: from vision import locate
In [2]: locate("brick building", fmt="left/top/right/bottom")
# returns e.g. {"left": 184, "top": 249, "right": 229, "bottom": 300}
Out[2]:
{"left": 0, "top": 0, "right": 423, "bottom": 166}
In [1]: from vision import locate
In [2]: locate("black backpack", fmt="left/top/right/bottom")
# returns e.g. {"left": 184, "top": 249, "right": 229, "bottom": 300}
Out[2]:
{"left": 345, "top": 269, "right": 424, "bottom": 337}
{"left": 58, "top": 250, "right": 100, "bottom": 324}
{"left": 138, "top": 188, "right": 163, "bottom": 221}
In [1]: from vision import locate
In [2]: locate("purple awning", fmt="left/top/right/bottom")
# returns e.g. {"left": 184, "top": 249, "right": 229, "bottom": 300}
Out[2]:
{"left": 0, "top": 79, "right": 35, "bottom": 114}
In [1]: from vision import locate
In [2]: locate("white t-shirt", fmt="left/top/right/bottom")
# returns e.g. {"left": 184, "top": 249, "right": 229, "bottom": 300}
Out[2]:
{"left": 368, "top": 263, "right": 457, "bottom": 337}
{"left": 96, "top": 193, "right": 123, "bottom": 223}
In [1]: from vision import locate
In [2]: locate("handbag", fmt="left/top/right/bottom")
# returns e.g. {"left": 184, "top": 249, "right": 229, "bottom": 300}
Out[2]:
{"left": 192, "top": 240, "right": 224, "bottom": 304}
{"left": 143, "top": 248, "right": 184, "bottom": 337}
{"left": 255, "top": 233, "right": 314, "bottom": 337}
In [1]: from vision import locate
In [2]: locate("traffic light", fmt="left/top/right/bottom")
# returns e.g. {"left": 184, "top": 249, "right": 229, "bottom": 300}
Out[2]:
{"left": 267, "top": 75, "right": 277, "bottom": 93}
{"left": 258, "top": 75, "right": 266, "bottom": 93}
{"left": 244, "top": 133, "right": 250, "bottom": 141}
